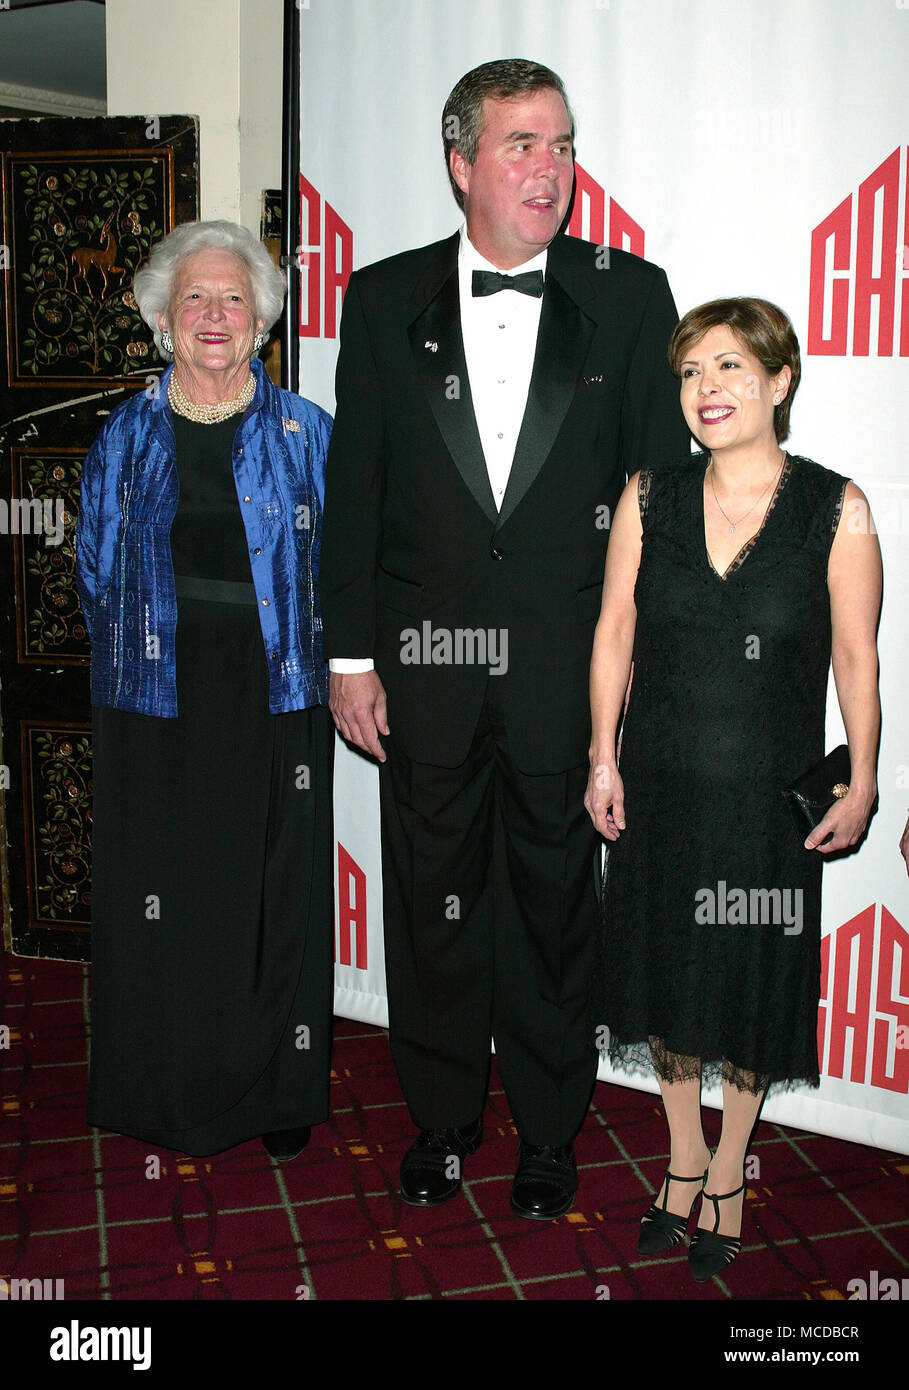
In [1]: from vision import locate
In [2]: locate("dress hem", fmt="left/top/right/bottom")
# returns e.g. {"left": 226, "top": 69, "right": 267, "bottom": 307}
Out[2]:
{"left": 87, "top": 1106, "right": 331, "bottom": 1158}
{"left": 600, "top": 1039, "right": 820, "bottom": 1098}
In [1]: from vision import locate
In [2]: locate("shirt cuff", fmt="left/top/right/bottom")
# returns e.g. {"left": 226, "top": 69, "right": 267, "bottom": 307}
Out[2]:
{"left": 329, "top": 658, "right": 375, "bottom": 674}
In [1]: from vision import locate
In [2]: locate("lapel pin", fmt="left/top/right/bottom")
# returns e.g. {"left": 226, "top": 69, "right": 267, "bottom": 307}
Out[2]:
{"left": 282, "top": 417, "right": 300, "bottom": 433}
{"left": 584, "top": 374, "right": 604, "bottom": 385}
{"left": 424, "top": 340, "right": 439, "bottom": 353}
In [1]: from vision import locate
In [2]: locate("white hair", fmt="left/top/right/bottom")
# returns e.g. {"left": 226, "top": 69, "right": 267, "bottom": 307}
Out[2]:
{"left": 132, "top": 220, "right": 286, "bottom": 361}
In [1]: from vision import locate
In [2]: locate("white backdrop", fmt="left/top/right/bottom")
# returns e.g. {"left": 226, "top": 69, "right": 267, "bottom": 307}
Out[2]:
{"left": 299, "top": 0, "right": 909, "bottom": 1153}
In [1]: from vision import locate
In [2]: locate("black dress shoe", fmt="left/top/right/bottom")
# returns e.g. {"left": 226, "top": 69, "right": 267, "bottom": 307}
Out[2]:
{"left": 399, "top": 1119, "right": 483, "bottom": 1206}
{"left": 262, "top": 1127, "right": 312, "bottom": 1161}
{"left": 510, "top": 1142, "right": 577, "bottom": 1220}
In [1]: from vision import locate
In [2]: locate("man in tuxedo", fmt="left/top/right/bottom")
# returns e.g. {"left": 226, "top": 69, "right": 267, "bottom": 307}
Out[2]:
{"left": 320, "top": 59, "right": 689, "bottom": 1218}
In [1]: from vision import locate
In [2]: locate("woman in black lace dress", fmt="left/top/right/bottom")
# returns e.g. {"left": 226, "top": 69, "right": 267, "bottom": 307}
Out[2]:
{"left": 585, "top": 298, "right": 881, "bottom": 1281}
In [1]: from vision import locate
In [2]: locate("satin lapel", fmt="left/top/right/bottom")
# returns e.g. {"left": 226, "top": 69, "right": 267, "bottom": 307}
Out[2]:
{"left": 408, "top": 261, "right": 497, "bottom": 525}
{"left": 496, "top": 271, "right": 595, "bottom": 530}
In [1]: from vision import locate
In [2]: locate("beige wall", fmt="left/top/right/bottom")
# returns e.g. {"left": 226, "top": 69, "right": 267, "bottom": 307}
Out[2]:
{"left": 105, "top": 0, "right": 284, "bottom": 231}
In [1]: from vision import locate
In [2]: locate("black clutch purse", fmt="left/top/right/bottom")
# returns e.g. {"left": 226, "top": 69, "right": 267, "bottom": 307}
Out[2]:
{"left": 784, "top": 745, "right": 850, "bottom": 839}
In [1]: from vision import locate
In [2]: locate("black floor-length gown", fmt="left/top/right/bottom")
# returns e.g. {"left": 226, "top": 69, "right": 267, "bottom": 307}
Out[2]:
{"left": 599, "top": 453, "right": 848, "bottom": 1093}
{"left": 88, "top": 414, "right": 334, "bottom": 1154}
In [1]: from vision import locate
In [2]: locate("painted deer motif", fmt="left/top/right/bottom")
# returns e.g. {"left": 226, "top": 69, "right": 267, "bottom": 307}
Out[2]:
{"left": 69, "top": 215, "right": 127, "bottom": 299}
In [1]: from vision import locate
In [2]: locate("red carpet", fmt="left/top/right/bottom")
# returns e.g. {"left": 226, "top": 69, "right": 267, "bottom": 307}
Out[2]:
{"left": 1, "top": 952, "right": 907, "bottom": 1303}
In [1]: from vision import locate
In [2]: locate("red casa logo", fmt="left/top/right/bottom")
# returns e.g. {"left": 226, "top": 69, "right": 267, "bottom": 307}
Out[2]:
{"left": 567, "top": 162, "right": 644, "bottom": 257}
{"left": 337, "top": 843, "right": 367, "bottom": 970}
{"left": 808, "top": 147, "right": 909, "bottom": 356}
{"left": 298, "top": 174, "right": 353, "bottom": 339}
{"left": 818, "top": 905, "right": 908, "bottom": 1091}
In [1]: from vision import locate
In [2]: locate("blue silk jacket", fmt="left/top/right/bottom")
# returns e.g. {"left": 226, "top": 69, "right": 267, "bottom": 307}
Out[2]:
{"left": 76, "top": 359, "right": 331, "bottom": 717}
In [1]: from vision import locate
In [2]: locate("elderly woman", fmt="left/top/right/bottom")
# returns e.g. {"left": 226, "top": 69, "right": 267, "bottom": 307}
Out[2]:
{"left": 77, "top": 221, "right": 333, "bottom": 1159}
{"left": 586, "top": 297, "right": 881, "bottom": 1280}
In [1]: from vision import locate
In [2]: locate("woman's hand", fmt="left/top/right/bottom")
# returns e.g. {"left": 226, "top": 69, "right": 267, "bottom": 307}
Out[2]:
{"left": 804, "top": 785, "right": 877, "bottom": 853}
{"left": 585, "top": 753, "right": 626, "bottom": 841}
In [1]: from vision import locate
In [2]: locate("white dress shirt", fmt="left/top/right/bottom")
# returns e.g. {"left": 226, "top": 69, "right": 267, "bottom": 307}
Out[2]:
{"left": 330, "top": 226, "right": 547, "bottom": 673}
{"left": 457, "top": 228, "right": 547, "bottom": 511}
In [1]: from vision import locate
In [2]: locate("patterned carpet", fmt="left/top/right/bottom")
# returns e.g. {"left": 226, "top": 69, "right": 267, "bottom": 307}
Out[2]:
{"left": 1, "top": 952, "right": 907, "bottom": 1305}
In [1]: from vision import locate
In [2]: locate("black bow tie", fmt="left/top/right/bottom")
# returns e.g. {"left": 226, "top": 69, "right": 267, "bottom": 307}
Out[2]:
{"left": 471, "top": 268, "right": 544, "bottom": 298}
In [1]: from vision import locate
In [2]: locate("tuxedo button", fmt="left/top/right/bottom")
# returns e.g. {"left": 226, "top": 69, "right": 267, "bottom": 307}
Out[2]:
{"left": 491, "top": 547, "right": 504, "bottom": 560}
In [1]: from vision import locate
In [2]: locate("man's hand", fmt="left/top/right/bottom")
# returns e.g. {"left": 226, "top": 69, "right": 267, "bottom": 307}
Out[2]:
{"left": 329, "top": 670, "right": 389, "bottom": 762}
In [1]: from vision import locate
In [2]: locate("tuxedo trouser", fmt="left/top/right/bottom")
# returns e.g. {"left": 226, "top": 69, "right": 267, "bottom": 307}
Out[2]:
{"left": 379, "top": 676, "right": 601, "bottom": 1146}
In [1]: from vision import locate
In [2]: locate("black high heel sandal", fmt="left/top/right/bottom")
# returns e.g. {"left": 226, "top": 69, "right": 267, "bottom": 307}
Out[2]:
{"left": 638, "top": 1165, "right": 709, "bottom": 1256}
{"left": 688, "top": 1181, "right": 745, "bottom": 1281}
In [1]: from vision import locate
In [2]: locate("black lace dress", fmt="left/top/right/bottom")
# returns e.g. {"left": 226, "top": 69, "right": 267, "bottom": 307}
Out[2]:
{"left": 598, "top": 453, "right": 848, "bottom": 1094}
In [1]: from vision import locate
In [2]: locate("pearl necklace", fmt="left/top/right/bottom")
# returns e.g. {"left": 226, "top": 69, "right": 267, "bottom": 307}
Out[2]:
{"left": 168, "top": 371, "right": 256, "bottom": 423}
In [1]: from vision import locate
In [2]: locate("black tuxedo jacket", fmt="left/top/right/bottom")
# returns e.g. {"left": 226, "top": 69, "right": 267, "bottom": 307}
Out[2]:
{"left": 320, "top": 230, "right": 690, "bottom": 774}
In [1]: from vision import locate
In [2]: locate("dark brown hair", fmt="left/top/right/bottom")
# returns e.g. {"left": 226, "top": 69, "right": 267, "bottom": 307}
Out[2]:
{"left": 669, "top": 297, "right": 801, "bottom": 443}
{"left": 442, "top": 59, "right": 575, "bottom": 212}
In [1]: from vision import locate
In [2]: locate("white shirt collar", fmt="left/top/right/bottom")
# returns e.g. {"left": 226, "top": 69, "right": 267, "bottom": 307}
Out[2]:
{"left": 458, "top": 224, "right": 548, "bottom": 278}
